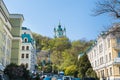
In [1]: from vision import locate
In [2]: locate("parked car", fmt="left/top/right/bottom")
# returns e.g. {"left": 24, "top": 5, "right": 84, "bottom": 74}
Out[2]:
{"left": 63, "top": 76, "right": 71, "bottom": 80}
{"left": 43, "top": 77, "right": 51, "bottom": 80}
{"left": 74, "top": 78, "right": 81, "bottom": 80}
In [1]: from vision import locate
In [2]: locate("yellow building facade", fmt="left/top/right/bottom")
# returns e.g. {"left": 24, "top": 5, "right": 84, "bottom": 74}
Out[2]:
{"left": 87, "top": 24, "right": 120, "bottom": 80}
{"left": 0, "top": 0, "right": 13, "bottom": 67}
{"left": 0, "top": 0, "right": 24, "bottom": 68}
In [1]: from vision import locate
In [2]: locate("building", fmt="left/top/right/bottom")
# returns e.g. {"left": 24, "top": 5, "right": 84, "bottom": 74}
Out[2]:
{"left": 10, "top": 14, "right": 24, "bottom": 65}
{"left": 0, "top": 0, "right": 24, "bottom": 69}
{"left": 54, "top": 23, "right": 66, "bottom": 38}
{"left": 0, "top": 0, "right": 12, "bottom": 68}
{"left": 20, "top": 27, "right": 37, "bottom": 71}
{"left": 87, "top": 24, "right": 120, "bottom": 80}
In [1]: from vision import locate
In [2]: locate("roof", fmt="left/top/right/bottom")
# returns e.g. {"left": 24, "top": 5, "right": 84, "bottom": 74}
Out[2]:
{"left": 22, "top": 27, "right": 30, "bottom": 30}
{"left": 21, "top": 34, "right": 35, "bottom": 44}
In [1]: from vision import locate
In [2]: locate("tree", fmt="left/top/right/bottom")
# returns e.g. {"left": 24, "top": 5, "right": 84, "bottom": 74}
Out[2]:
{"left": 44, "top": 64, "right": 52, "bottom": 73}
{"left": 77, "top": 54, "right": 91, "bottom": 78}
{"left": 93, "top": 0, "right": 120, "bottom": 18}
{"left": 50, "top": 37, "right": 71, "bottom": 70}
{"left": 4, "top": 63, "right": 30, "bottom": 80}
{"left": 77, "top": 53, "right": 98, "bottom": 79}
{"left": 86, "top": 68, "right": 98, "bottom": 79}
{"left": 65, "top": 65, "right": 77, "bottom": 76}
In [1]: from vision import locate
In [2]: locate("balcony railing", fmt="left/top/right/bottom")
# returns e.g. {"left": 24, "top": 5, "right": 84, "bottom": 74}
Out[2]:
{"left": 113, "top": 43, "right": 120, "bottom": 50}
{"left": 113, "top": 57, "right": 120, "bottom": 64}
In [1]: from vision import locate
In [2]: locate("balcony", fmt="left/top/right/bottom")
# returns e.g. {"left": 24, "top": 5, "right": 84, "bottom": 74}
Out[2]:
{"left": 113, "top": 43, "right": 120, "bottom": 50}
{"left": 113, "top": 58, "right": 120, "bottom": 64}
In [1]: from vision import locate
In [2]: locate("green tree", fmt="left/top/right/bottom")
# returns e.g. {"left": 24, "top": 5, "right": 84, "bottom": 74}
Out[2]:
{"left": 77, "top": 54, "right": 91, "bottom": 78}
{"left": 65, "top": 65, "right": 77, "bottom": 76}
{"left": 44, "top": 64, "right": 52, "bottom": 73}
{"left": 4, "top": 63, "right": 30, "bottom": 80}
{"left": 50, "top": 37, "right": 71, "bottom": 70}
{"left": 86, "top": 68, "right": 97, "bottom": 79}
{"left": 77, "top": 53, "right": 98, "bottom": 79}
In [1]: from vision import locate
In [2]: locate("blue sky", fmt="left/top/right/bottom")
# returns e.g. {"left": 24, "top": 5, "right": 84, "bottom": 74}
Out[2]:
{"left": 3, "top": 0, "right": 119, "bottom": 41}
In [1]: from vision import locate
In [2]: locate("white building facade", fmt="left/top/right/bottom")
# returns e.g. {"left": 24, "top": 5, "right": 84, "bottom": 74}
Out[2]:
{"left": 87, "top": 24, "right": 120, "bottom": 80}
{"left": 20, "top": 27, "right": 37, "bottom": 72}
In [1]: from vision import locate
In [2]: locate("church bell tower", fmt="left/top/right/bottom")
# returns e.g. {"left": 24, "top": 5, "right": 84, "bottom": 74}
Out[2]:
{"left": 54, "top": 23, "right": 66, "bottom": 38}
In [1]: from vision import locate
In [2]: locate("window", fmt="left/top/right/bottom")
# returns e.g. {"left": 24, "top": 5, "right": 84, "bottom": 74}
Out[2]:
{"left": 26, "top": 46, "right": 29, "bottom": 50}
{"left": 102, "top": 57, "right": 104, "bottom": 64}
{"left": 109, "top": 53, "right": 111, "bottom": 61}
{"left": 24, "top": 38, "right": 28, "bottom": 42}
{"left": 97, "top": 60, "right": 99, "bottom": 66}
{"left": 94, "top": 50, "right": 96, "bottom": 57}
{"left": 99, "top": 44, "right": 103, "bottom": 53}
{"left": 26, "top": 54, "right": 29, "bottom": 58}
{"left": 7, "top": 39, "right": 10, "bottom": 47}
{"left": 117, "top": 37, "right": 120, "bottom": 44}
{"left": 108, "top": 39, "right": 110, "bottom": 48}
{"left": 100, "top": 57, "right": 103, "bottom": 64}
{"left": 106, "top": 69, "right": 108, "bottom": 76}
{"left": 110, "top": 67, "right": 112, "bottom": 75}
{"left": 119, "top": 67, "right": 120, "bottom": 74}
{"left": 95, "top": 61, "right": 97, "bottom": 67}
{"left": 21, "top": 54, "right": 24, "bottom": 58}
{"left": 2, "top": 46, "right": 5, "bottom": 53}
{"left": 106, "top": 55, "right": 108, "bottom": 62}
{"left": 22, "top": 46, "right": 25, "bottom": 50}
{"left": 102, "top": 70, "right": 104, "bottom": 78}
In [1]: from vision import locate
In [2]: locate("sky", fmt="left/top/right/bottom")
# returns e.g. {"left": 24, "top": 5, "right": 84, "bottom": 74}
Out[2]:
{"left": 3, "top": 0, "right": 120, "bottom": 41}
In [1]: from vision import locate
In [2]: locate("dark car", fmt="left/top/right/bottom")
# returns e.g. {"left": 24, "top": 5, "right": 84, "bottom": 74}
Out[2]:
{"left": 82, "top": 78, "right": 95, "bottom": 80}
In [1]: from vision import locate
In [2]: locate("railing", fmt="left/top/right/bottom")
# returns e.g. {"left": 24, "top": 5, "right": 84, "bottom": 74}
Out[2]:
{"left": 113, "top": 43, "right": 120, "bottom": 50}
{"left": 113, "top": 57, "right": 120, "bottom": 64}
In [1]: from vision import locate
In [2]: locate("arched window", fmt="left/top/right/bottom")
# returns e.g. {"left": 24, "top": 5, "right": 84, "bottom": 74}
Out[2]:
{"left": 21, "top": 54, "right": 24, "bottom": 58}
{"left": 24, "top": 38, "right": 28, "bottom": 42}
{"left": 22, "top": 46, "right": 25, "bottom": 50}
{"left": 26, "top": 46, "right": 29, "bottom": 50}
{"left": 26, "top": 54, "right": 29, "bottom": 58}
{"left": 109, "top": 53, "right": 111, "bottom": 61}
